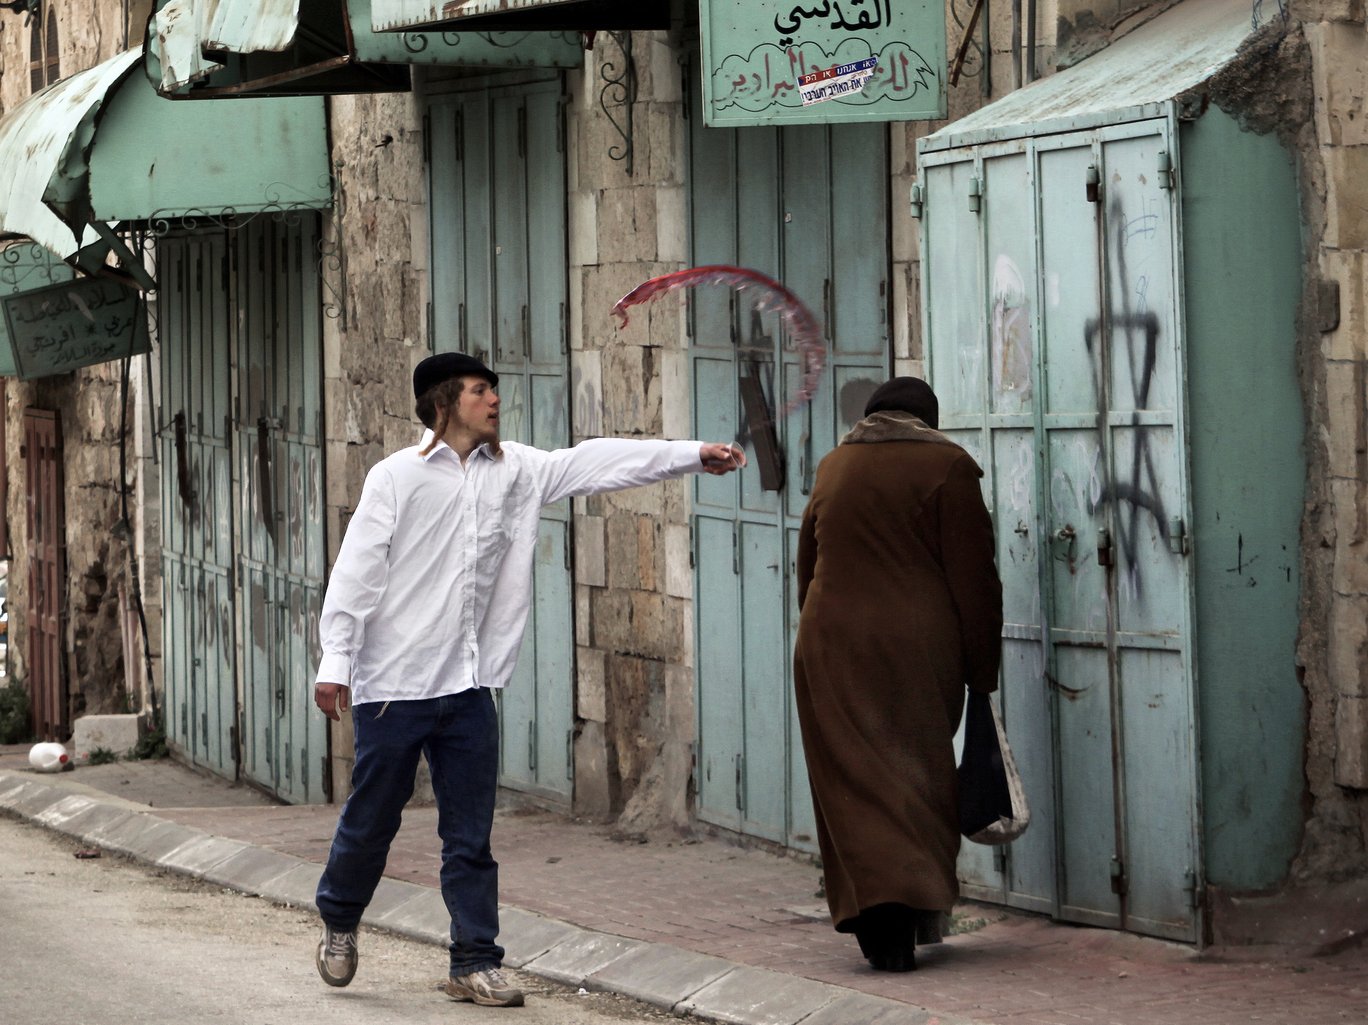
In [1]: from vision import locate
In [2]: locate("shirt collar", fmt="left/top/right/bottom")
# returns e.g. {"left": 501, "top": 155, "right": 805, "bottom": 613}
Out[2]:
{"left": 417, "top": 429, "right": 495, "bottom": 464}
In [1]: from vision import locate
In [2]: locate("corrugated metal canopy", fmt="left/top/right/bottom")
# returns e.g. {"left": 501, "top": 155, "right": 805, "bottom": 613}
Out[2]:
{"left": 371, "top": 0, "right": 668, "bottom": 31}
{"left": 0, "top": 45, "right": 331, "bottom": 269}
{"left": 146, "top": 0, "right": 581, "bottom": 97}
{"left": 922, "top": 0, "right": 1272, "bottom": 151}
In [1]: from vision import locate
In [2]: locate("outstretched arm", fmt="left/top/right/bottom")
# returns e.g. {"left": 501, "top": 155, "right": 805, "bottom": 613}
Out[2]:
{"left": 534, "top": 438, "right": 746, "bottom": 505}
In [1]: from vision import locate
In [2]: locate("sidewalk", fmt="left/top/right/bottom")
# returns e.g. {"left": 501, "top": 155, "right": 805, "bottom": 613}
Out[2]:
{"left": 1, "top": 748, "right": 1364, "bottom": 1025}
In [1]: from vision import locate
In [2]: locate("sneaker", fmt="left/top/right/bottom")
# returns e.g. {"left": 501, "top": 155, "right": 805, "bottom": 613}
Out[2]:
{"left": 315, "top": 924, "right": 358, "bottom": 987}
{"left": 446, "top": 967, "right": 525, "bottom": 1007}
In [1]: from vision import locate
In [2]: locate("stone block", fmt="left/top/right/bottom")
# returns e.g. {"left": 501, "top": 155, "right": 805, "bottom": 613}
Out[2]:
{"left": 577, "top": 646, "right": 608, "bottom": 722}
{"left": 602, "top": 345, "right": 662, "bottom": 435}
{"left": 605, "top": 515, "right": 644, "bottom": 590}
{"left": 892, "top": 260, "right": 916, "bottom": 362}
{"left": 571, "top": 347, "right": 604, "bottom": 435}
{"left": 665, "top": 522, "right": 692, "bottom": 599}
{"left": 1328, "top": 593, "right": 1368, "bottom": 699}
{"left": 656, "top": 186, "right": 687, "bottom": 264}
{"left": 661, "top": 347, "right": 690, "bottom": 436}
{"left": 1334, "top": 693, "right": 1368, "bottom": 788}
{"left": 576, "top": 512, "right": 607, "bottom": 587}
{"left": 644, "top": 32, "right": 683, "bottom": 103}
{"left": 569, "top": 268, "right": 589, "bottom": 357}
{"left": 1330, "top": 479, "right": 1368, "bottom": 591}
{"left": 646, "top": 102, "right": 686, "bottom": 186}
{"left": 1322, "top": 146, "right": 1368, "bottom": 250}
{"left": 1318, "top": 249, "right": 1368, "bottom": 362}
{"left": 597, "top": 188, "right": 658, "bottom": 264}
{"left": 1321, "top": 358, "right": 1366, "bottom": 479}
{"left": 586, "top": 943, "right": 732, "bottom": 1009}
{"left": 664, "top": 663, "right": 694, "bottom": 737}
{"left": 573, "top": 720, "right": 613, "bottom": 817}
{"left": 570, "top": 190, "right": 599, "bottom": 268}
{"left": 72, "top": 713, "right": 144, "bottom": 763}
{"left": 576, "top": 584, "right": 593, "bottom": 647}
{"left": 675, "top": 965, "right": 838, "bottom": 1024}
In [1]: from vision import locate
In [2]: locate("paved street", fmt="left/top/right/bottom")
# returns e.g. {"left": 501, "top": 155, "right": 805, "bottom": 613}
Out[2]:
{"left": 2, "top": 753, "right": 1366, "bottom": 1025}
{"left": 0, "top": 815, "right": 677, "bottom": 1025}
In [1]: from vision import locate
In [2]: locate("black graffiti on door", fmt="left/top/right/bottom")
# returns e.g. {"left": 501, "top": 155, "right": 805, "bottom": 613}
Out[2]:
{"left": 1082, "top": 195, "right": 1170, "bottom": 596}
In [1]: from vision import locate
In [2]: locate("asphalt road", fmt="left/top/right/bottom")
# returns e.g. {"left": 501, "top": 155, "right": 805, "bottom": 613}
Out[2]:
{"left": 0, "top": 814, "right": 678, "bottom": 1025}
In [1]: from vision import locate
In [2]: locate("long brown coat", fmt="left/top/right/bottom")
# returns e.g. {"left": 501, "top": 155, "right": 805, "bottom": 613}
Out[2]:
{"left": 793, "top": 412, "right": 1002, "bottom": 930}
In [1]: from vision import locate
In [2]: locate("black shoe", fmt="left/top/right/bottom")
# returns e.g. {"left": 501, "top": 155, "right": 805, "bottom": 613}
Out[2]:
{"left": 868, "top": 947, "right": 917, "bottom": 972}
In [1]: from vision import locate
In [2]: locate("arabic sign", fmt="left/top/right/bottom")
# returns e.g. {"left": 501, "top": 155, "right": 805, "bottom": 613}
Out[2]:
{"left": 0, "top": 243, "right": 77, "bottom": 377}
{"left": 702, "top": 0, "right": 946, "bottom": 127}
{"left": 3, "top": 277, "right": 149, "bottom": 380}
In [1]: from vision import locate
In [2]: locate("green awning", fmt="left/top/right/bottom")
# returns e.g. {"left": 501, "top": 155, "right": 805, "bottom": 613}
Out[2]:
{"left": 147, "top": 0, "right": 582, "bottom": 98}
{"left": 369, "top": 0, "right": 669, "bottom": 32}
{"left": 0, "top": 45, "right": 331, "bottom": 281}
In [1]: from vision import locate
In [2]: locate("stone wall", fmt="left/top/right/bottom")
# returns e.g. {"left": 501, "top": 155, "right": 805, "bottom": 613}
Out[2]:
{"left": 0, "top": 1, "right": 143, "bottom": 731}
{"left": 1291, "top": 3, "right": 1368, "bottom": 882}
{"left": 567, "top": 32, "right": 697, "bottom": 830}
{"left": 321, "top": 88, "right": 430, "bottom": 792}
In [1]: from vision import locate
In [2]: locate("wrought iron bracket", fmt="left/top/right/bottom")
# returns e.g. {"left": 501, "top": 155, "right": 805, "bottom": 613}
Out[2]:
{"left": 598, "top": 31, "right": 637, "bottom": 176}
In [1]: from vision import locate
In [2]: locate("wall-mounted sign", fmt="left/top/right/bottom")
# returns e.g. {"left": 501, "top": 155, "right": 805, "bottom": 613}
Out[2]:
{"left": 702, "top": 0, "right": 946, "bottom": 127}
{"left": 0, "top": 243, "right": 76, "bottom": 377}
{"left": 3, "top": 276, "right": 149, "bottom": 380}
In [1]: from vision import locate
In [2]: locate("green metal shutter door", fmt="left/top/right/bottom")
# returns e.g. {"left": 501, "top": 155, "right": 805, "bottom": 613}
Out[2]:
{"left": 689, "top": 106, "right": 889, "bottom": 850}
{"left": 235, "top": 215, "right": 328, "bottom": 805}
{"left": 160, "top": 232, "right": 237, "bottom": 780}
{"left": 429, "top": 80, "right": 573, "bottom": 802}
{"left": 922, "top": 119, "right": 1199, "bottom": 942}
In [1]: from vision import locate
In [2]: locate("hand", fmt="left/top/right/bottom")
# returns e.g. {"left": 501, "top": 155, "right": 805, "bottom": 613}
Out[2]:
{"left": 699, "top": 442, "right": 747, "bottom": 475}
{"left": 315, "top": 682, "right": 351, "bottom": 721}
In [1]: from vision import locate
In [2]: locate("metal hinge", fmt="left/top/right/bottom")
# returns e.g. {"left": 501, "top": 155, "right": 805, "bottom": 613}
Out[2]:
{"left": 557, "top": 97, "right": 568, "bottom": 154}
{"left": 422, "top": 111, "right": 432, "bottom": 165}
{"left": 967, "top": 175, "right": 983, "bottom": 213}
{"left": 455, "top": 109, "right": 464, "bottom": 163}
{"left": 1168, "top": 516, "right": 1189, "bottom": 556}
{"left": 517, "top": 104, "right": 528, "bottom": 159}
{"left": 689, "top": 521, "right": 695, "bottom": 569}
{"left": 734, "top": 753, "right": 745, "bottom": 812}
{"left": 1184, "top": 869, "right": 1202, "bottom": 910}
{"left": 566, "top": 729, "right": 575, "bottom": 781}
{"left": 1086, "top": 164, "right": 1101, "bottom": 204}
{"left": 528, "top": 721, "right": 537, "bottom": 774}
{"left": 1110, "top": 856, "right": 1128, "bottom": 896}
{"left": 731, "top": 523, "right": 739, "bottom": 575}
{"left": 426, "top": 300, "right": 434, "bottom": 346}
{"left": 909, "top": 181, "right": 924, "bottom": 219}
{"left": 1157, "top": 150, "right": 1173, "bottom": 190}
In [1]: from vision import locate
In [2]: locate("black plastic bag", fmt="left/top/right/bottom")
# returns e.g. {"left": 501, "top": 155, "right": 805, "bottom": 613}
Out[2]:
{"left": 957, "top": 690, "right": 1029, "bottom": 844}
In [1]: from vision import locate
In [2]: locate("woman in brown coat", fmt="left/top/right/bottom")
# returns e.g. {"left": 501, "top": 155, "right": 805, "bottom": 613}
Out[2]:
{"left": 793, "top": 377, "right": 1002, "bottom": 972}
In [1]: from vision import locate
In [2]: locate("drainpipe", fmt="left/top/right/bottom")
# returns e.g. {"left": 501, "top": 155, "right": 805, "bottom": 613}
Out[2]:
{"left": 1026, "top": 0, "right": 1037, "bottom": 82}
{"left": 1012, "top": 0, "right": 1022, "bottom": 89}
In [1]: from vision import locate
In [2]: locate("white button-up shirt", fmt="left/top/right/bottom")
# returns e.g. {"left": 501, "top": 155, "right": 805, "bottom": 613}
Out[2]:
{"left": 314, "top": 435, "right": 704, "bottom": 704}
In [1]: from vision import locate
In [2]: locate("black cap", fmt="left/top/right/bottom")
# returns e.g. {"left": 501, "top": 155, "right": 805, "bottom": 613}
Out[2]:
{"left": 864, "top": 376, "right": 939, "bottom": 428}
{"left": 413, "top": 352, "right": 498, "bottom": 400}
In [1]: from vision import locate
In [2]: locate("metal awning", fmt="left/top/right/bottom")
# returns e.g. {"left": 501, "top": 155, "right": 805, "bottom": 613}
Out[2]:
{"left": 921, "top": 0, "right": 1268, "bottom": 152}
{"left": 0, "top": 45, "right": 330, "bottom": 281}
{"left": 370, "top": 0, "right": 670, "bottom": 32}
{"left": 147, "top": 0, "right": 582, "bottom": 97}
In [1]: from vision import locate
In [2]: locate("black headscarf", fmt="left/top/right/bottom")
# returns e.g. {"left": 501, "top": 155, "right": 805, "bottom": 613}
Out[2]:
{"left": 863, "top": 377, "right": 939, "bottom": 429}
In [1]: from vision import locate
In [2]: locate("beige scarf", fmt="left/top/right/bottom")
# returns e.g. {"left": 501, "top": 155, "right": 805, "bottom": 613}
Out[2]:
{"left": 840, "top": 410, "right": 960, "bottom": 447}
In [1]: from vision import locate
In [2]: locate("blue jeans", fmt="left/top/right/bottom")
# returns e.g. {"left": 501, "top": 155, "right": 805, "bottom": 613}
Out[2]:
{"left": 315, "top": 689, "right": 503, "bottom": 975}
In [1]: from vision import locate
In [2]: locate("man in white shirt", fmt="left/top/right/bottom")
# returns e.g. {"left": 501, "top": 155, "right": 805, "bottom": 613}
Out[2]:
{"left": 312, "top": 351, "right": 745, "bottom": 1007}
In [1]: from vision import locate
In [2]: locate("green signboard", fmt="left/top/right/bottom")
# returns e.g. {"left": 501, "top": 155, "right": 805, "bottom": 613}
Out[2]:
{"left": 701, "top": 0, "right": 946, "bottom": 127}
{"left": 0, "top": 243, "right": 76, "bottom": 377}
{"left": 2, "top": 275, "right": 149, "bottom": 380}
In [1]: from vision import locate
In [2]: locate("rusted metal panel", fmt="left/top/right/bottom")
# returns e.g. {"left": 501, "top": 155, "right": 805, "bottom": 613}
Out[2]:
{"left": 0, "top": 49, "right": 141, "bottom": 259}
{"left": 203, "top": 0, "right": 304, "bottom": 52}
{"left": 23, "top": 408, "right": 65, "bottom": 741}
{"left": 371, "top": 0, "right": 665, "bottom": 31}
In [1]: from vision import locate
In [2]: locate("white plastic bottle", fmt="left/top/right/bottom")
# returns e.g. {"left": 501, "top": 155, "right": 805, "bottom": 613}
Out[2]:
{"left": 28, "top": 742, "right": 69, "bottom": 772}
